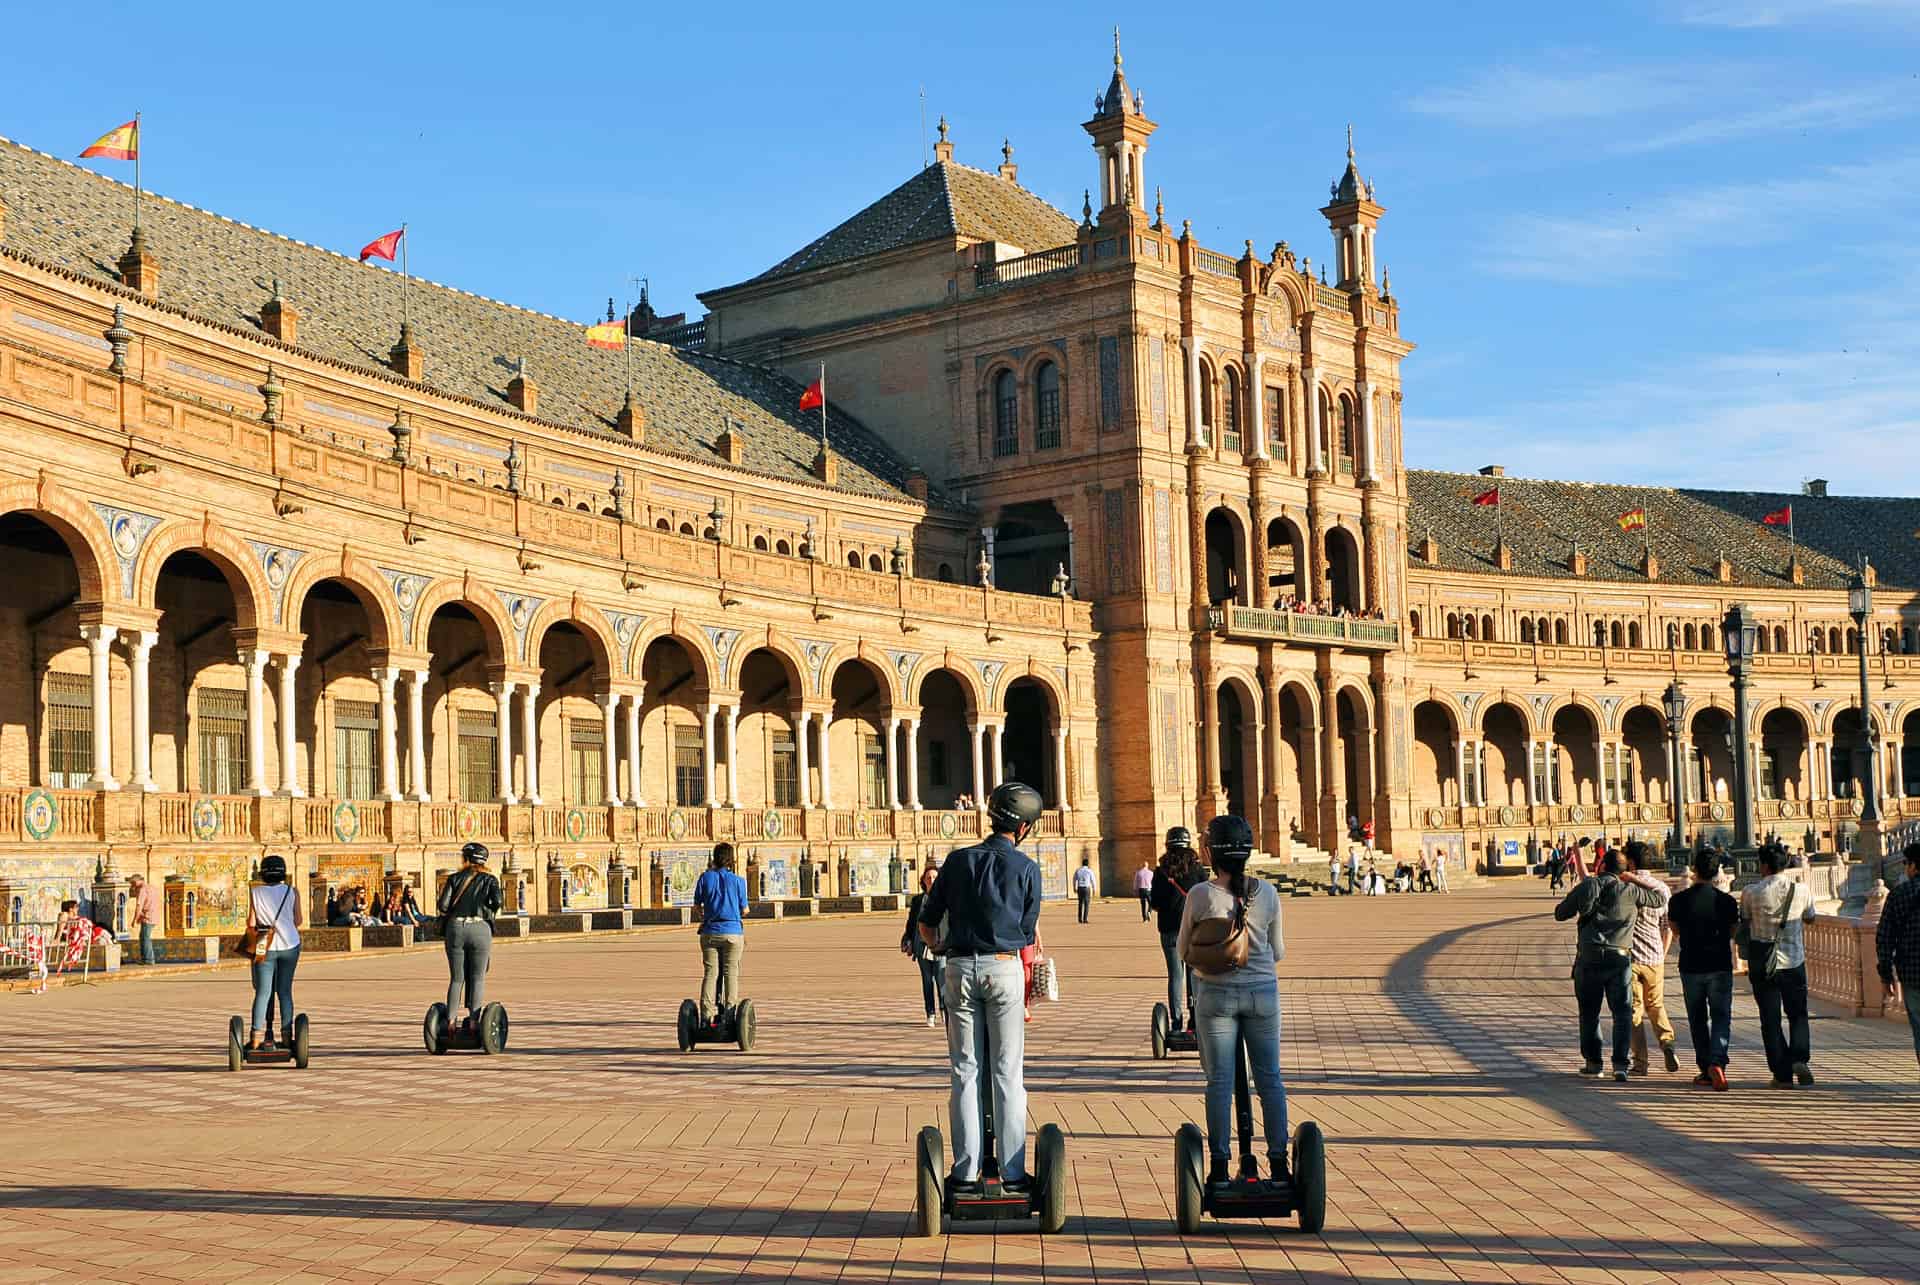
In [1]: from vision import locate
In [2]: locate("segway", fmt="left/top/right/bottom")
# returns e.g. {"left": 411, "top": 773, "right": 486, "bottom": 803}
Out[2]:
{"left": 1151, "top": 967, "right": 1201, "bottom": 1059}
{"left": 1172, "top": 1032, "right": 1325, "bottom": 1234}
{"left": 676, "top": 997, "right": 756, "bottom": 1052}
{"left": 225, "top": 1012, "right": 309, "bottom": 1071}
{"left": 912, "top": 1007, "right": 1068, "bottom": 1236}
{"left": 423, "top": 1001, "right": 509, "bottom": 1055}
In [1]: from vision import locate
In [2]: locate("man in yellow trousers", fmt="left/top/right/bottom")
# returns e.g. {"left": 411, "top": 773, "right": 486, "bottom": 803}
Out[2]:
{"left": 1622, "top": 841, "right": 1679, "bottom": 1074}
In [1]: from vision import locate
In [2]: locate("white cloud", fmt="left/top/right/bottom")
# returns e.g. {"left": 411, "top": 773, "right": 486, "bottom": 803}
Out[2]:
{"left": 1611, "top": 85, "right": 1913, "bottom": 153}
{"left": 1672, "top": 0, "right": 1920, "bottom": 27}
{"left": 1408, "top": 61, "right": 1731, "bottom": 127}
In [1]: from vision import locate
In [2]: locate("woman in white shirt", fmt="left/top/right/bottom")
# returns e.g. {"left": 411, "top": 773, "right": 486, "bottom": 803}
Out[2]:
{"left": 247, "top": 854, "right": 304, "bottom": 1050}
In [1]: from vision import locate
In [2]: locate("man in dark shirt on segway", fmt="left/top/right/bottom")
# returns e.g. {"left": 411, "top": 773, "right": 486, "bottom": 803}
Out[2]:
{"left": 918, "top": 781, "right": 1044, "bottom": 1195}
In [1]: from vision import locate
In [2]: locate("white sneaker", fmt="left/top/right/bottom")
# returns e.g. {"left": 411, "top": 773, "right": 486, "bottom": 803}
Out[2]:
{"left": 926, "top": 1013, "right": 939, "bottom": 1028}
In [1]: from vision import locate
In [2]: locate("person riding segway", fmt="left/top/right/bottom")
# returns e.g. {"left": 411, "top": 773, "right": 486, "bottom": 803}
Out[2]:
{"left": 226, "top": 854, "right": 311, "bottom": 1071}
{"left": 424, "top": 842, "right": 509, "bottom": 1055}
{"left": 1171, "top": 814, "right": 1325, "bottom": 1233}
{"left": 912, "top": 781, "right": 1068, "bottom": 1235}
{"left": 677, "top": 843, "right": 756, "bottom": 1052}
{"left": 1149, "top": 827, "right": 1206, "bottom": 1058}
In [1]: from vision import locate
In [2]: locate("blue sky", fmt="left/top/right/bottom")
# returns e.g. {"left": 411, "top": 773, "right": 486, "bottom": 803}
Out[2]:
{"left": 6, "top": 1, "right": 1918, "bottom": 493}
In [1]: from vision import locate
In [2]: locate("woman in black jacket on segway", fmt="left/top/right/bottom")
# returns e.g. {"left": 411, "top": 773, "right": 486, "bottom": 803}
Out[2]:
{"left": 1149, "top": 828, "right": 1208, "bottom": 1032}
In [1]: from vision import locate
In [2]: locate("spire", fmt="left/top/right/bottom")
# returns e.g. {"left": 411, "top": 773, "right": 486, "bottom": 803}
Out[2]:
{"left": 1330, "top": 123, "right": 1373, "bottom": 205}
{"left": 1097, "top": 25, "right": 1134, "bottom": 118}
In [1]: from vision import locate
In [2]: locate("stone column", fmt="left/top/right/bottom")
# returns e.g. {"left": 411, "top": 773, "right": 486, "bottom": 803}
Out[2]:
{"left": 1053, "top": 724, "right": 1071, "bottom": 811}
{"left": 1247, "top": 352, "right": 1269, "bottom": 460}
{"left": 818, "top": 711, "right": 835, "bottom": 809}
{"left": 905, "top": 717, "right": 922, "bottom": 810}
{"left": 79, "top": 624, "right": 120, "bottom": 791}
{"left": 988, "top": 722, "right": 1005, "bottom": 790}
{"left": 1477, "top": 742, "right": 1491, "bottom": 807}
{"left": 1183, "top": 338, "right": 1204, "bottom": 448}
{"left": 520, "top": 681, "right": 542, "bottom": 806}
{"left": 1302, "top": 365, "right": 1323, "bottom": 475}
{"left": 373, "top": 665, "right": 401, "bottom": 802}
{"left": 242, "top": 648, "right": 271, "bottom": 796}
{"left": 1522, "top": 739, "right": 1537, "bottom": 808}
{"left": 625, "top": 693, "right": 644, "bottom": 807}
{"left": 969, "top": 721, "right": 985, "bottom": 809}
{"left": 127, "top": 630, "right": 157, "bottom": 792}
{"left": 795, "top": 710, "right": 813, "bottom": 808}
{"left": 405, "top": 668, "right": 429, "bottom": 802}
{"left": 599, "top": 691, "right": 622, "bottom": 806}
{"left": 1201, "top": 681, "right": 1223, "bottom": 796}
{"left": 1317, "top": 671, "right": 1341, "bottom": 835}
{"left": 701, "top": 702, "right": 717, "bottom": 808}
{"left": 1358, "top": 380, "right": 1380, "bottom": 484}
{"left": 884, "top": 715, "right": 901, "bottom": 810}
{"left": 1454, "top": 736, "right": 1468, "bottom": 808}
{"left": 491, "top": 680, "right": 517, "bottom": 804}
{"left": 725, "top": 703, "right": 742, "bottom": 809}
{"left": 277, "top": 654, "right": 304, "bottom": 797}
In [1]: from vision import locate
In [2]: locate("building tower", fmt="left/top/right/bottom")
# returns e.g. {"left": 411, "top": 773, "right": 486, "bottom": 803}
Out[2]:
{"left": 1082, "top": 30, "right": 1157, "bottom": 225}
{"left": 1320, "top": 126, "right": 1383, "bottom": 291}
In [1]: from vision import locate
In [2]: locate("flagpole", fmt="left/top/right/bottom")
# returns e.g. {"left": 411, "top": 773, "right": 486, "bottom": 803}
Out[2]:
{"left": 132, "top": 110, "right": 142, "bottom": 232}
{"left": 400, "top": 223, "right": 410, "bottom": 331}
{"left": 819, "top": 359, "right": 829, "bottom": 454}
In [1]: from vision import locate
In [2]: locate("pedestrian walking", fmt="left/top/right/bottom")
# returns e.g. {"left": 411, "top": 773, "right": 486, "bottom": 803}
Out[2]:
{"left": 903, "top": 864, "right": 945, "bottom": 1027}
{"left": 128, "top": 873, "right": 160, "bottom": 965}
{"left": 1346, "top": 844, "right": 1363, "bottom": 894}
{"left": 1433, "top": 849, "right": 1450, "bottom": 894}
{"left": 1621, "top": 842, "right": 1679, "bottom": 1075}
{"left": 1740, "top": 844, "right": 1817, "bottom": 1088}
{"left": 1073, "top": 856, "right": 1096, "bottom": 924}
{"left": 1875, "top": 843, "right": 1920, "bottom": 1071}
{"left": 1134, "top": 860, "right": 1154, "bottom": 921}
{"left": 1327, "top": 852, "right": 1342, "bottom": 896}
{"left": 1554, "top": 847, "right": 1667, "bottom": 1082}
{"left": 1669, "top": 849, "right": 1738, "bottom": 1089}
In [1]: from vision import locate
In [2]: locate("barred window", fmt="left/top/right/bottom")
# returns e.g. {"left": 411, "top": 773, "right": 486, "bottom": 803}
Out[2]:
{"left": 674, "top": 724, "right": 705, "bottom": 807}
{"left": 1264, "top": 386, "right": 1286, "bottom": 459}
{"left": 771, "top": 730, "right": 798, "bottom": 808}
{"left": 1222, "top": 369, "right": 1242, "bottom": 453}
{"left": 1337, "top": 395, "right": 1355, "bottom": 469}
{"left": 993, "top": 370, "right": 1018, "bottom": 457}
{"left": 861, "top": 733, "right": 887, "bottom": 808}
{"left": 334, "top": 699, "right": 377, "bottom": 800}
{"left": 569, "top": 716, "right": 605, "bottom": 805}
{"left": 457, "top": 709, "right": 497, "bottom": 801}
{"left": 1034, "top": 361, "right": 1061, "bottom": 450}
{"left": 198, "top": 688, "right": 247, "bottom": 795}
{"left": 46, "top": 672, "right": 91, "bottom": 789}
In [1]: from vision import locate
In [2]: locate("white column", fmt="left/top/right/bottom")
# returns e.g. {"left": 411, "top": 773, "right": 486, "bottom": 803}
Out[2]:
{"left": 884, "top": 715, "right": 901, "bottom": 810}
{"left": 277, "top": 654, "right": 304, "bottom": 797}
{"left": 817, "top": 711, "right": 835, "bottom": 809}
{"left": 1477, "top": 742, "right": 1490, "bottom": 806}
{"left": 373, "top": 665, "right": 401, "bottom": 802}
{"left": 1183, "top": 338, "right": 1204, "bottom": 448}
{"left": 1248, "top": 353, "right": 1269, "bottom": 460}
{"left": 405, "top": 668, "right": 429, "bottom": 802}
{"left": 520, "top": 681, "right": 542, "bottom": 806}
{"left": 988, "top": 722, "right": 1005, "bottom": 789}
{"left": 795, "top": 710, "right": 814, "bottom": 809}
{"left": 79, "top": 624, "right": 119, "bottom": 791}
{"left": 599, "top": 692, "right": 622, "bottom": 806}
{"left": 127, "top": 630, "right": 157, "bottom": 791}
{"left": 725, "top": 704, "right": 742, "bottom": 809}
{"left": 1302, "top": 366, "right": 1323, "bottom": 474}
{"left": 701, "top": 702, "right": 717, "bottom": 808}
{"left": 241, "top": 648, "right": 271, "bottom": 796}
{"left": 1053, "top": 724, "right": 1071, "bottom": 812}
{"left": 906, "top": 718, "right": 923, "bottom": 810}
{"left": 1453, "top": 738, "right": 1467, "bottom": 808}
{"left": 1522, "top": 740, "right": 1537, "bottom": 808}
{"left": 1358, "top": 380, "right": 1380, "bottom": 483}
{"left": 969, "top": 721, "right": 986, "bottom": 810}
{"left": 625, "top": 694, "right": 644, "bottom": 807}
{"left": 491, "top": 680, "right": 517, "bottom": 804}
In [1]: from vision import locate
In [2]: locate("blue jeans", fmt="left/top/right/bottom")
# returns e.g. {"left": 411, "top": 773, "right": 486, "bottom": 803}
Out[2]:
{"left": 138, "top": 923, "right": 154, "bottom": 965}
{"left": 1903, "top": 985, "right": 1920, "bottom": 1062}
{"left": 943, "top": 954, "right": 1028, "bottom": 1183}
{"left": 1749, "top": 963, "right": 1811, "bottom": 1081}
{"left": 1574, "top": 952, "right": 1633, "bottom": 1071}
{"left": 1194, "top": 979, "right": 1289, "bottom": 1169}
{"left": 250, "top": 945, "right": 300, "bottom": 1033}
{"left": 917, "top": 956, "right": 944, "bottom": 1018}
{"left": 1679, "top": 970, "right": 1733, "bottom": 1071}
{"left": 1159, "top": 931, "right": 1187, "bottom": 1025}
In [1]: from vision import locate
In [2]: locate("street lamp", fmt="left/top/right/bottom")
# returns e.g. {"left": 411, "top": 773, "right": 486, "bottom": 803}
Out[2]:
{"left": 1662, "top": 680, "right": 1687, "bottom": 860}
{"left": 1848, "top": 560, "right": 1882, "bottom": 832}
{"left": 1720, "top": 603, "right": 1758, "bottom": 851}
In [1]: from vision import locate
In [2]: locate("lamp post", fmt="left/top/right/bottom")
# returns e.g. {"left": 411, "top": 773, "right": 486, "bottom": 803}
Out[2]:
{"left": 1662, "top": 680, "right": 1687, "bottom": 861}
{"left": 1848, "top": 560, "right": 1884, "bottom": 860}
{"left": 1720, "top": 603, "right": 1758, "bottom": 852}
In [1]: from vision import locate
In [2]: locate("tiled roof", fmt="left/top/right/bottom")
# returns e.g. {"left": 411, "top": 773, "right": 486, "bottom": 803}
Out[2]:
{"left": 1407, "top": 470, "right": 1920, "bottom": 590}
{"left": 0, "top": 136, "right": 935, "bottom": 503}
{"left": 737, "top": 160, "right": 1079, "bottom": 286}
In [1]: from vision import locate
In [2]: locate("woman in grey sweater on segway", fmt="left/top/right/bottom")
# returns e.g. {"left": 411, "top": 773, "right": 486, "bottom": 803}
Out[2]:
{"left": 439, "top": 842, "right": 503, "bottom": 1037}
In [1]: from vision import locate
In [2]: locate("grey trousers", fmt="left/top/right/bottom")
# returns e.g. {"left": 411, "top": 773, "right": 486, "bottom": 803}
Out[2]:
{"left": 1160, "top": 930, "right": 1187, "bottom": 1024}
{"left": 701, "top": 933, "right": 743, "bottom": 1019}
{"left": 445, "top": 918, "right": 492, "bottom": 1015}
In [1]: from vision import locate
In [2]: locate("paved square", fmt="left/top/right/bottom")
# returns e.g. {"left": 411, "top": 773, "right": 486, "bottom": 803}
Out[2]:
{"left": 3, "top": 885, "right": 1917, "bottom": 1283}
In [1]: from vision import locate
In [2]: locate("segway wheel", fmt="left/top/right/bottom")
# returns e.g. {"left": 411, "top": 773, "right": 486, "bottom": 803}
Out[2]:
{"left": 292, "top": 1013, "right": 311, "bottom": 1069}
{"left": 1293, "top": 1121, "right": 1327, "bottom": 1234}
{"left": 480, "top": 1002, "right": 509, "bottom": 1056}
{"left": 913, "top": 1125, "right": 944, "bottom": 1238}
{"left": 1034, "top": 1122, "right": 1068, "bottom": 1234}
{"left": 226, "top": 1015, "right": 244, "bottom": 1073}
{"left": 736, "top": 998, "right": 756, "bottom": 1053}
{"left": 1151, "top": 1003, "right": 1170, "bottom": 1060}
{"left": 676, "top": 998, "right": 698, "bottom": 1052}
{"left": 423, "top": 1002, "right": 449, "bottom": 1055}
{"left": 1173, "top": 1123, "right": 1205, "bottom": 1234}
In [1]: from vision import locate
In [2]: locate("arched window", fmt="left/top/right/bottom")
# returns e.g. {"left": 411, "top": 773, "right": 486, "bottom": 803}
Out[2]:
{"left": 1520, "top": 618, "right": 1535, "bottom": 644}
{"left": 1628, "top": 621, "right": 1642, "bottom": 649}
{"left": 1198, "top": 362, "right": 1215, "bottom": 440}
{"left": 1847, "top": 627, "right": 1861, "bottom": 655}
{"left": 1222, "top": 369, "right": 1242, "bottom": 452}
{"left": 1481, "top": 614, "right": 1495, "bottom": 641}
{"left": 848, "top": 550, "right": 863, "bottom": 568}
{"left": 938, "top": 562, "right": 954, "bottom": 582}
{"left": 752, "top": 535, "right": 769, "bottom": 551}
{"left": 869, "top": 554, "right": 885, "bottom": 573}
{"left": 1463, "top": 614, "right": 1477, "bottom": 639}
{"left": 1593, "top": 620, "right": 1607, "bottom": 647}
{"left": 775, "top": 539, "right": 792, "bottom": 556}
{"left": 1829, "top": 627, "right": 1843, "bottom": 653}
{"left": 1337, "top": 395, "right": 1355, "bottom": 469}
{"left": 1682, "top": 623, "right": 1696, "bottom": 650}
{"left": 1537, "top": 617, "right": 1549, "bottom": 642}
{"left": 656, "top": 518, "right": 671, "bottom": 532}
{"left": 1611, "top": 621, "right": 1625, "bottom": 649}
{"left": 1034, "top": 361, "right": 1062, "bottom": 451}
{"left": 1904, "top": 627, "right": 1915, "bottom": 654}
{"left": 678, "top": 522, "right": 695, "bottom": 536}
{"left": 1409, "top": 609, "right": 1423, "bottom": 637}
{"left": 1756, "top": 626, "right": 1770, "bottom": 654}
{"left": 1447, "top": 612, "right": 1461, "bottom": 639}
{"left": 1317, "top": 388, "right": 1333, "bottom": 463}
{"left": 1554, "top": 619, "right": 1568, "bottom": 644}
{"left": 1779, "top": 625, "right": 1791, "bottom": 652}
{"left": 992, "top": 370, "right": 1018, "bottom": 457}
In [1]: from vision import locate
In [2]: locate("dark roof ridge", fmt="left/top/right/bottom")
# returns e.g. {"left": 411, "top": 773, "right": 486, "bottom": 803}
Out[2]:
{"left": 1411, "top": 467, "right": 1916, "bottom": 504}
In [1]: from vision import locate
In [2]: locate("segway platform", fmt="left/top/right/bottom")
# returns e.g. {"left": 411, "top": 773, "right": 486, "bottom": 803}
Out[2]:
{"left": 1151, "top": 1000, "right": 1199, "bottom": 1059}
{"left": 1172, "top": 1036, "right": 1325, "bottom": 1233}
{"left": 913, "top": 1121, "right": 1068, "bottom": 1236}
{"left": 226, "top": 1013, "right": 309, "bottom": 1071}
{"left": 423, "top": 1001, "right": 509, "bottom": 1055}
{"left": 676, "top": 997, "right": 756, "bottom": 1052}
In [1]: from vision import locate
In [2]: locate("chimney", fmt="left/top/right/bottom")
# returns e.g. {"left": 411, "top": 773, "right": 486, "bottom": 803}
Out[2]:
{"left": 1568, "top": 544, "right": 1588, "bottom": 576}
{"left": 932, "top": 115, "right": 953, "bottom": 164}
{"left": 1641, "top": 549, "right": 1660, "bottom": 580}
{"left": 998, "top": 139, "right": 1018, "bottom": 183}
{"left": 1714, "top": 553, "right": 1734, "bottom": 583}
{"left": 614, "top": 390, "right": 645, "bottom": 442}
{"left": 813, "top": 447, "right": 839, "bottom": 486}
{"left": 1803, "top": 478, "right": 1829, "bottom": 498}
{"left": 1416, "top": 532, "right": 1438, "bottom": 563}
{"left": 261, "top": 278, "right": 298, "bottom": 345}
{"left": 118, "top": 226, "right": 161, "bottom": 298}
{"left": 715, "top": 420, "right": 744, "bottom": 466}
{"left": 1477, "top": 464, "right": 1505, "bottom": 477}
{"left": 906, "top": 467, "right": 929, "bottom": 503}
{"left": 1494, "top": 539, "right": 1513, "bottom": 571}
{"left": 507, "top": 358, "right": 537, "bottom": 415}
{"left": 389, "top": 322, "right": 422, "bottom": 380}
{"left": 1788, "top": 553, "right": 1805, "bottom": 586}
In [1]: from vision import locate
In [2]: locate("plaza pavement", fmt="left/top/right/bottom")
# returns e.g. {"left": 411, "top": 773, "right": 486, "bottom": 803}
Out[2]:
{"left": 2, "top": 882, "right": 1917, "bottom": 1284}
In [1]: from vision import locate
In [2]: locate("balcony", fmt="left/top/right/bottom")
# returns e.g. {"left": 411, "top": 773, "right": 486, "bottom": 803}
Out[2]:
{"left": 974, "top": 243, "right": 1084, "bottom": 290}
{"left": 1207, "top": 605, "right": 1400, "bottom": 651}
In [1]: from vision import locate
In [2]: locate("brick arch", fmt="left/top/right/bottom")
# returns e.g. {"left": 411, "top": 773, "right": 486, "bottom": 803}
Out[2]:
{"left": 824, "top": 644, "right": 902, "bottom": 709}
{"left": 1274, "top": 675, "right": 1320, "bottom": 727}
{"left": 1264, "top": 269, "right": 1310, "bottom": 317}
{"left": 132, "top": 513, "right": 269, "bottom": 631}
{"left": 633, "top": 618, "right": 717, "bottom": 693}
{"left": 0, "top": 475, "right": 116, "bottom": 604}
{"left": 917, "top": 661, "right": 984, "bottom": 719}
{"left": 1002, "top": 662, "right": 1065, "bottom": 722}
{"left": 1215, "top": 669, "right": 1263, "bottom": 719}
{"left": 1816, "top": 700, "right": 1887, "bottom": 737}
{"left": 1330, "top": 679, "right": 1376, "bottom": 730}
{"left": 525, "top": 594, "right": 619, "bottom": 680}
{"left": 410, "top": 575, "right": 514, "bottom": 665}
{"left": 1411, "top": 690, "right": 1464, "bottom": 737}
{"left": 280, "top": 548, "right": 401, "bottom": 651}
{"left": 728, "top": 630, "right": 808, "bottom": 698}
{"left": 1480, "top": 695, "right": 1532, "bottom": 738}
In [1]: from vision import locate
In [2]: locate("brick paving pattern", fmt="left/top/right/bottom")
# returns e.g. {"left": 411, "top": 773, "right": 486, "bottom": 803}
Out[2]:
{"left": 3, "top": 886, "right": 1917, "bottom": 1283}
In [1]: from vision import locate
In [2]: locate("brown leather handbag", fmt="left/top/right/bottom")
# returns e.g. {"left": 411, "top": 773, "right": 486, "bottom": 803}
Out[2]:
{"left": 1185, "top": 889, "right": 1251, "bottom": 973}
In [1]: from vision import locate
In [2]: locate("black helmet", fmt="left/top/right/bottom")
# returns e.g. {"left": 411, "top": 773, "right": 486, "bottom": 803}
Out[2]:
{"left": 461, "top": 842, "right": 490, "bottom": 865}
{"left": 259, "top": 854, "right": 288, "bottom": 884}
{"left": 1165, "top": 826, "right": 1194, "bottom": 851}
{"left": 986, "top": 781, "right": 1044, "bottom": 832}
{"left": 1205, "top": 814, "right": 1255, "bottom": 864}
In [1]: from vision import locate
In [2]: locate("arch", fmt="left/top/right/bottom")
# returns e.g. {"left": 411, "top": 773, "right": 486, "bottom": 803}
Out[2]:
{"left": 409, "top": 576, "right": 514, "bottom": 662}
{"left": 1553, "top": 618, "right": 1568, "bottom": 644}
{"left": 725, "top": 634, "right": 808, "bottom": 697}
{"left": 656, "top": 518, "right": 671, "bottom": 532}
{"left": 1324, "top": 525, "right": 1363, "bottom": 613}
{"left": 631, "top": 618, "right": 718, "bottom": 693}
{"left": 991, "top": 367, "right": 1019, "bottom": 457}
{"left": 1002, "top": 675, "right": 1060, "bottom": 805}
{"left": 525, "top": 596, "right": 619, "bottom": 680}
{"left": 916, "top": 663, "right": 984, "bottom": 719}
{"left": 1480, "top": 613, "right": 1495, "bottom": 641}
{"left": 1204, "top": 505, "right": 1249, "bottom": 606}
{"left": 1519, "top": 617, "right": 1535, "bottom": 644}
{"left": 1005, "top": 661, "right": 1067, "bottom": 721}
{"left": 131, "top": 515, "right": 269, "bottom": 632}
{"left": 1215, "top": 676, "right": 1258, "bottom": 818}
{"left": 1549, "top": 703, "right": 1601, "bottom": 806}
{"left": 1222, "top": 366, "right": 1243, "bottom": 448}
{"left": 822, "top": 649, "right": 902, "bottom": 710}
{"left": 279, "top": 551, "right": 402, "bottom": 652}
{"left": 1409, "top": 608, "right": 1422, "bottom": 638}
{"left": 1411, "top": 698, "right": 1459, "bottom": 810}
{"left": 867, "top": 553, "right": 885, "bottom": 573}
{"left": 1446, "top": 612, "right": 1461, "bottom": 639}
{"left": 1335, "top": 393, "right": 1355, "bottom": 464}
{"left": 776, "top": 538, "right": 793, "bottom": 557}
{"left": 1758, "top": 703, "right": 1810, "bottom": 801}
{"left": 0, "top": 477, "right": 116, "bottom": 605}
{"left": 1479, "top": 696, "right": 1535, "bottom": 739}
{"left": 1032, "top": 359, "right": 1062, "bottom": 450}
{"left": 1264, "top": 515, "right": 1307, "bottom": 604}
{"left": 1197, "top": 357, "right": 1216, "bottom": 436}
{"left": 752, "top": 535, "right": 769, "bottom": 551}
{"left": 1627, "top": 621, "right": 1642, "bottom": 649}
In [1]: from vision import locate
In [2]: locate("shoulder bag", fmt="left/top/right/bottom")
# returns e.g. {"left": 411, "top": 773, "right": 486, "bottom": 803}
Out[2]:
{"left": 1185, "top": 882, "right": 1256, "bottom": 973}
{"left": 1740, "top": 884, "right": 1795, "bottom": 980}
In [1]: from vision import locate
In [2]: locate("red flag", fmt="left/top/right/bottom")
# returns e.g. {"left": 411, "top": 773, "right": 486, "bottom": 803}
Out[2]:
{"left": 1761, "top": 504, "right": 1793, "bottom": 527}
{"left": 1472, "top": 487, "right": 1499, "bottom": 507}
{"left": 359, "top": 228, "right": 404, "bottom": 263}
{"left": 798, "top": 378, "right": 824, "bottom": 412}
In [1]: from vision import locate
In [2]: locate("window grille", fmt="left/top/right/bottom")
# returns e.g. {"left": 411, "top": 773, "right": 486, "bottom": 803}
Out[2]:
{"left": 674, "top": 724, "right": 705, "bottom": 806}
{"left": 334, "top": 699, "right": 377, "bottom": 800}
{"left": 570, "top": 717, "right": 605, "bottom": 805}
{"left": 46, "top": 672, "right": 90, "bottom": 789}
{"left": 198, "top": 688, "right": 248, "bottom": 796}
{"left": 771, "top": 730, "right": 798, "bottom": 807}
{"left": 457, "top": 709, "right": 497, "bottom": 801}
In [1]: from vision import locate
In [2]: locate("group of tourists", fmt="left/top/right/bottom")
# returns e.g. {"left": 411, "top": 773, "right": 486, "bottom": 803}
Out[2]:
{"left": 1327, "top": 845, "right": 1449, "bottom": 896}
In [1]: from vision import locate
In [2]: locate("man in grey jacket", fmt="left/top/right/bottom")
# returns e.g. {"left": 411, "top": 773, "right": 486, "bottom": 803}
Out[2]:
{"left": 1554, "top": 847, "right": 1669, "bottom": 1082}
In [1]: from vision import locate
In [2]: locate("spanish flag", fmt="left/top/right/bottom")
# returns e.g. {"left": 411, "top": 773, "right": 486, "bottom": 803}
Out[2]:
{"left": 585, "top": 321, "right": 626, "bottom": 351}
{"left": 81, "top": 119, "right": 139, "bottom": 161}
{"left": 1617, "top": 508, "right": 1647, "bottom": 532}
